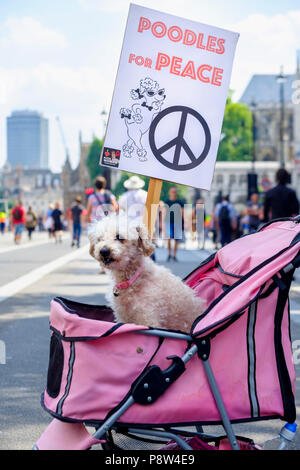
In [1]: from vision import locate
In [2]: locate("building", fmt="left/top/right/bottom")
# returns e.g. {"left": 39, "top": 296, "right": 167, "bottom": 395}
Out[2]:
{"left": 6, "top": 110, "right": 49, "bottom": 169}
{"left": 239, "top": 52, "right": 300, "bottom": 166}
{"left": 0, "top": 162, "right": 62, "bottom": 215}
{"left": 199, "top": 53, "right": 300, "bottom": 214}
{"left": 61, "top": 132, "right": 91, "bottom": 212}
{"left": 202, "top": 160, "right": 300, "bottom": 215}
{"left": 61, "top": 131, "right": 121, "bottom": 212}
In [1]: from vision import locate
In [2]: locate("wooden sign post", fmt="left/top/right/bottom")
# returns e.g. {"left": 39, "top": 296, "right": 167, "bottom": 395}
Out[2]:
{"left": 143, "top": 178, "right": 163, "bottom": 238}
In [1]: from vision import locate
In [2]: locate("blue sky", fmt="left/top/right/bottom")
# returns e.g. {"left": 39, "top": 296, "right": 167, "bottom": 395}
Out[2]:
{"left": 1, "top": 0, "right": 300, "bottom": 172}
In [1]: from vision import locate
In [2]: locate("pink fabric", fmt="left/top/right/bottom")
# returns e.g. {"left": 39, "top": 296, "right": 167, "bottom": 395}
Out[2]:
{"left": 160, "top": 435, "right": 259, "bottom": 450}
{"left": 43, "top": 311, "right": 289, "bottom": 424}
{"left": 50, "top": 300, "right": 149, "bottom": 338}
{"left": 188, "top": 221, "right": 300, "bottom": 337}
{"left": 217, "top": 220, "right": 300, "bottom": 277}
{"left": 42, "top": 219, "right": 299, "bottom": 428}
{"left": 35, "top": 418, "right": 104, "bottom": 450}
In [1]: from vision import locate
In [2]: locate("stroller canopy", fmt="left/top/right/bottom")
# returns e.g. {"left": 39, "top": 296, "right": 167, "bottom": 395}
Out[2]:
{"left": 186, "top": 219, "right": 300, "bottom": 338}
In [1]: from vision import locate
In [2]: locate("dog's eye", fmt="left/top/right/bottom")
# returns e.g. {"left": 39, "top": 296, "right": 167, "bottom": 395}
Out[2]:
{"left": 158, "top": 89, "right": 165, "bottom": 95}
{"left": 146, "top": 91, "right": 155, "bottom": 96}
{"left": 116, "top": 234, "right": 125, "bottom": 243}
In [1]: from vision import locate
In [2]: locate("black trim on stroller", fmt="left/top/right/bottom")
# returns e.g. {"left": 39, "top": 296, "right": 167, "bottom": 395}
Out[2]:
{"left": 273, "top": 269, "right": 296, "bottom": 423}
{"left": 191, "top": 243, "right": 299, "bottom": 335}
{"left": 246, "top": 300, "right": 259, "bottom": 419}
{"left": 56, "top": 341, "right": 75, "bottom": 416}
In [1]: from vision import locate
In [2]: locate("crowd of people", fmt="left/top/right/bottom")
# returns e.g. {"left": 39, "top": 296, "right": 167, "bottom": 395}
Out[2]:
{"left": 2, "top": 168, "right": 299, "bottom": 255}
{"left": 209, "top": 168, "right": 299, "bottom": 249}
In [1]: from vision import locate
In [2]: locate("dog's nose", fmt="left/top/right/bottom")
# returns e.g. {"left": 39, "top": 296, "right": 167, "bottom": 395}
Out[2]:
{"left": 100, "top": 247, "right": 111, "bottom": 258}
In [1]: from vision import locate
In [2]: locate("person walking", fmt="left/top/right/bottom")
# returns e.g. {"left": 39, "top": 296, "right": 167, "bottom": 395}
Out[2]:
{"left": 37, "top": 213, "right": 44, "bottom": 232}
{"left": 52, "top": 201, "right": 63, "bottom": 243}
{"left": 71, "top": 196, "right": 84, "bottom": 248}
{"left": 44, "top": 204, "right": 54, "bottom": 238}
{"left": 215, "top": 195, "right": 237, "bottom": 247}
{"left": 25, "top": 206, "right": 37, "bottom": 240}
{"left": 0, "top": 210, "right": 7, "bottom": 234}
{"left": 87, "top": 176, "right": 118, "bottom": 224}
{"left": 87, "top": 176, "right": 118, "bottom": 273}
{"left": 191, "top": 198, "right": 206, "bottom": 248}
{"left": 118, "top": 175, "right": 147, "bottom": 223}
{"left": 263, "top": 168, "right": 299, "bottom": 221}
{"left": 163, "top": 186, "right": 185, "bottom": 262}
{"left": 247, "top": 193, "right": 263, "bottom": 233}
{"left": 10, "top": 200, "right": 26, "bottom": 244}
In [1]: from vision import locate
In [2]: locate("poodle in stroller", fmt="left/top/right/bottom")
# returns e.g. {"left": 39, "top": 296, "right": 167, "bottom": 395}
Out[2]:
{"left": 34, "top": 217, "right": 300, "bottom": 450}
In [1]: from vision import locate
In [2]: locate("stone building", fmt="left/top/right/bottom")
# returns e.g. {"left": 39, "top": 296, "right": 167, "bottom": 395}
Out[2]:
{"left": 61, "top": 132, "right": 121, "bottom": 212}
{"left": 204, "top": 161, "right": 295, "bottom": 214}
{"left": 199, "top": 53, "right": 300, "bottom": 214}
{"left": 61, "top": 132, "right": 91, "bottom": 212}
{"left": 0, "top": 161, "right": 62, "bottom": 215}
{"left": 239, "top": 53, "right": 300, "bottom": 165}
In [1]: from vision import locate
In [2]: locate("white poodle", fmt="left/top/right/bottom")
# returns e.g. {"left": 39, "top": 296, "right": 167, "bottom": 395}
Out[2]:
{"left": 88, "top": 214, "right": 205, "bottom": 332}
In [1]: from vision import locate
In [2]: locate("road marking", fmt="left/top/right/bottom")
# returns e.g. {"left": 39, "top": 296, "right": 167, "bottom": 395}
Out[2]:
{"left": 0, "top": 234, "right": 70, "bottom": 254}
{"left": 0, "top": 244, "right": 89, "bottom": 303}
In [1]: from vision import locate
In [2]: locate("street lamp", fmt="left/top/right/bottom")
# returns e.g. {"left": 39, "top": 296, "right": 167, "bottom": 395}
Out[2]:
{"left": 100, "top": 108, "right": 110, "bottom": 188}
{"left": 247, "top": 99, "right": 258, "bottom": 199}
{"left": 100, "top": 108, "right": 107, "bottom": 138}
{"left": 276, "top": 65, "right": 287, "bottom": 168}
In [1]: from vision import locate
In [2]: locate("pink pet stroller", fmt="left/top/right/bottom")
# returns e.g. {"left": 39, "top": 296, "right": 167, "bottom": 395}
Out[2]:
{"left": 34, "top": 217, "right": 300, "bottom": 450}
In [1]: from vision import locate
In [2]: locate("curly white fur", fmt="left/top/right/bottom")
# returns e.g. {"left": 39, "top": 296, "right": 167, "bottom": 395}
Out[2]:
{"left": 88, "top": 214, "right": 205, "bottom": 332}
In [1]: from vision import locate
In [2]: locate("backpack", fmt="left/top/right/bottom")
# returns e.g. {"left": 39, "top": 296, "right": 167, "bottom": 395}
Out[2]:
{"left": 95, "top": 191, "right": 112, "bottom": 216}
{"left": 219, "top": 204, "right": 231, "bottom": 227}
{"left": 26, "top": 213, "right": 34, "bottom": 224}
{"left": 14, "top": 207, "right": 22, "bottom": 222}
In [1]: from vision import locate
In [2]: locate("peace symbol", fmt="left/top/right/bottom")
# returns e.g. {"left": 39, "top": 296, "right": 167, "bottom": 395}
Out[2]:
{"left": 149, "top": 105, "right": 211, "bottom": 171}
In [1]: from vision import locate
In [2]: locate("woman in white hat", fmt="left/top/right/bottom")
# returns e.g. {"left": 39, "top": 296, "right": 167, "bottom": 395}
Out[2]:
{"left": 118, "top": 175, "right": 147, "bottom": 222}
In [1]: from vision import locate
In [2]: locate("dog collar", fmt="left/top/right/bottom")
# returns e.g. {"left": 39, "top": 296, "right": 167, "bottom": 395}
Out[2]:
{"left": 113, "top": 265, "right": 144, "bottom": 297}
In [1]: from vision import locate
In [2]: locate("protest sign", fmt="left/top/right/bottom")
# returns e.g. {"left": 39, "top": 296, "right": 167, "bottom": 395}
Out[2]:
{"left": 100, "top": 3, "right": 239, "bottom": 192}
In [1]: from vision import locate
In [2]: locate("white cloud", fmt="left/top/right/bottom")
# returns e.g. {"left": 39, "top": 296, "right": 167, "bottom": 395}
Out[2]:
{"left": 0, "top": 61, "right": 115, "bottom": 172}
{"left": 76, "top": 4, "right": 300, "bottom": 99}
{"left": 78, "top": 0, "right": 129, "bottom": 13}
{"left": 78, "top": 0, "right": 215, "bottom": 20}
{"left": 2, "top": 7, "right": 300, "bottom": 173}
{"left": 227, "top": 10, "right": 300, "bottom": 99}
{"left": 0, "top": 17, "right": 68, "bottom": 49}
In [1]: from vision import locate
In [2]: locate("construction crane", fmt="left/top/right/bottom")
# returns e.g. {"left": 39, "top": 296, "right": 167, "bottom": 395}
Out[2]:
{"left": 56, "top": 116, "right": 70, "bottom": 161}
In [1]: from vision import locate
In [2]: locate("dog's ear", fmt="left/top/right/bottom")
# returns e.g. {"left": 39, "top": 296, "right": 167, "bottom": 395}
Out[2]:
{"left": 136, "top": 225, "right": 155, "bottom": 257}
{"left": 89, "top": 243, "right": 95, "bottom": 258}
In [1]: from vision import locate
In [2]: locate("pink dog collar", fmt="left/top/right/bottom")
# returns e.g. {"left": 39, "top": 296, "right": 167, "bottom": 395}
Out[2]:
{"left": 113, "top": 265, "right": 144, "bottom": 296}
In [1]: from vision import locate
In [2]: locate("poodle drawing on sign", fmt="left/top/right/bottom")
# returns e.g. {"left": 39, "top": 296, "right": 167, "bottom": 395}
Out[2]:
{"left": 120, "top": 77, "right": 166, "bottom": 161}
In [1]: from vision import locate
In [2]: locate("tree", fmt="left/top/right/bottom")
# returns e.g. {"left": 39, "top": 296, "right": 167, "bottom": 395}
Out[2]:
{"left": 113, "top": 171, "right": 188, "bottom": 202}
{"left": 86, "top": 138, "right": 103, "bottom": 182}
{"left": 217, "top": 93, "right": 253, "bottom": 161}
{"left": 86, "top": 138, "right": 188, "bottom": 201}
{"left": 160, "top": 180, "right": 188, "bottom": 202}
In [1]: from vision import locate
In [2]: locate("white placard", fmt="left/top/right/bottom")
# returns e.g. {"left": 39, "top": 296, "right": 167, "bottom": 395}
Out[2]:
{"left": 100, "top": 3, "right": 239, "bottom": 190}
